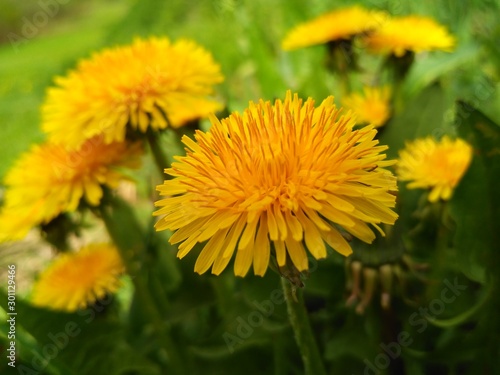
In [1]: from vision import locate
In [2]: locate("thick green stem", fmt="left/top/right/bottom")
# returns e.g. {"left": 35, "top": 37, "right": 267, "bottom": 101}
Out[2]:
{"left": 387, "top": 51, "right": 414, "bottom": 114}
{"left": 281, "top": 278, "right": 327, "bottom": 375}
{"left": 147, "top": 131, "right": 171, "bottom": 178}
{"left": 334, "top": 47, "right": 351, "bottom": 97}
{"left": 391, "top": 79, "right": 405, "bottom": 115}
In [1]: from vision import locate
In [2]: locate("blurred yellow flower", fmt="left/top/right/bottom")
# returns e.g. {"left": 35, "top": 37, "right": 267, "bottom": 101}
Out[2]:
{"left": 363, "top": 15, "right": 455, "bottom": 57}
{"left": 397, "top": 136, "right": 473, "bottom": 202}
{"left": 342, "top": 86, "right": 391, "bottom": 128}
{"left": 0, "top": 137, "right": 142, "bottom": 242}
{"left": 31, "top": 243, "right": 124, "bottom": 312}
{"left": 282, "top": 6, "right": 387, "bottom": 50}
{"left": 42, "top": 37, "right": 224, "bottom": 149}
{"left": 154, "top": 91, "right": 398, "bottom": 277}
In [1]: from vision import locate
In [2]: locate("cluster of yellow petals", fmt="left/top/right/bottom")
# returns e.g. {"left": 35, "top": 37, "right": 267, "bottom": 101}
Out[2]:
{"left": 282, "top": 5, "right": 387, "bottom": 50}
{"left": 363, "top": 15, "right": 456, "bottom": 57}
{"left": 282, "top": 8, "right": 455, "bottom": 59}
{"left": 0, "top": 137, "right": 142, "bottom": 242}
{"left": 397, "top": 136, "right": 473, "bottom": 202}
{"left": 342, "top": 86, "right": 391, "bottom": 128}
{"left": 154, "top": 92, "right": 398, "bottom": 277}
{"left": 42, "top": 37, "right": 224, "bottom": 149}
{"left": 31, "top": 243, "right": 124, "bottom": 312}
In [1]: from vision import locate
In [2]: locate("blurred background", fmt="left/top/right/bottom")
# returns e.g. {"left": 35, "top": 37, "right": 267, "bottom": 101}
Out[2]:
{"left": 0, "top": 0, "right": 499, "bottom": 374}
{"left": 1, "top": 0, "right": 498, "bottom": 178}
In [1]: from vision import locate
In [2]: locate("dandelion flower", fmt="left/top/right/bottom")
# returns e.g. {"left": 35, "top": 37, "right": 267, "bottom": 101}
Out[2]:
{"left": 42, "top": 37, "right": 224, "bottom": 149}
{"left": 0, "top": 137, "right": 142, "bottom": 242}
{"left": 154, "top": 91, "right": 398, "bottom": 277}
{"left": 363, "top": 15, "right": 455, "bottom": 57}
{"left": 31, "top": 243, "right": 124, "bottom": 312}
{"left": 397, "top": 136, "right": 473, "bottom": 202}
{"left": 342, "top": 86, "right": 391, "bottom": 128}
{"left": 282, "top": 6, "right": 387, "bottom": 50}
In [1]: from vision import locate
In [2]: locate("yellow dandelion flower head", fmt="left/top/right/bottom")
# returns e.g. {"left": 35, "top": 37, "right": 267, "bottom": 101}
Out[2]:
{"left": 282, "top": 6, "right": 388, "bottom": 50}
{"left": 31, "top": 243, "right": 124, "bottom": 312}
{"left": 397, "top": 136, "right": 473, "bottom": 202}
{"left": 42, "top": 37, "right": 224, "bottom": 149}
{"left": 342, "top": 86, "right": 391, "bottom": 128}
{"left": 154, "top": 91, "right": 398, "bottom": 277}
{"left": 363, "top": 15, "right": 455, "bottom": 57}
{"left": 0, "top": 136, "right": 142, "bottom": 242}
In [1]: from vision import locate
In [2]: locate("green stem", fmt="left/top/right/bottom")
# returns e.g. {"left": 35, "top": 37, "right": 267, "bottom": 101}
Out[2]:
{"left": 339, "top": 70, "right": 350, "bottom": 98}
{"left": 147, "top": 130, "right": 170, "bottom": 178}
{"left": 325, "top": 41, "right": 353, "bottom": 97}
{"left": 281, "top": 278, "right": 327, "bottom": 375}
{"left": 391, "top": 79, "right": 406, "bottom": 115}
{"left": 273, "top": 334, "right": 287, "bottom": 375}
{"left": 334, "top": 47, "right": 351, "bottom": 97}
{"left": 387, "top": 51, "right": 414, "bottom": 114}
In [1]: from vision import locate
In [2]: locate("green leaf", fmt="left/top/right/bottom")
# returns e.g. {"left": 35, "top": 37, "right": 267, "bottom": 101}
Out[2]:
{"left": 0, "top": 292, "right": 160, "bottom": 375}
{"left": 449, "top": 101, "right": 500, "bottom": 282}
{"left": 379, "top": 83, "right": 450, "bottom": 159}
{"left": 0, "top": 316, "right": 73, "bottom": 375}
{"left": 403, "top": 43, "right": 481, "bottom": 98}
{"left": 324, "top": 327, "right": 374, "bottom": 362}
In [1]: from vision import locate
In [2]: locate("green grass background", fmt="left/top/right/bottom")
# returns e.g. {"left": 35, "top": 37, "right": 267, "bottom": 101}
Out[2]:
{"left": 0, "top": 1, "right": 499, "bottom": 374}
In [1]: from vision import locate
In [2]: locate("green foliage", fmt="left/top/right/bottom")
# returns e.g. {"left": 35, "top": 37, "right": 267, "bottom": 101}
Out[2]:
{"left": 449, "top": 102, "right": 500, "bottom": 282}
{"left": 0, "top": 0, "right": 499, "bottom": 374}
{"left": 0, "top": 289, "right": 160, "bottom": 375}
